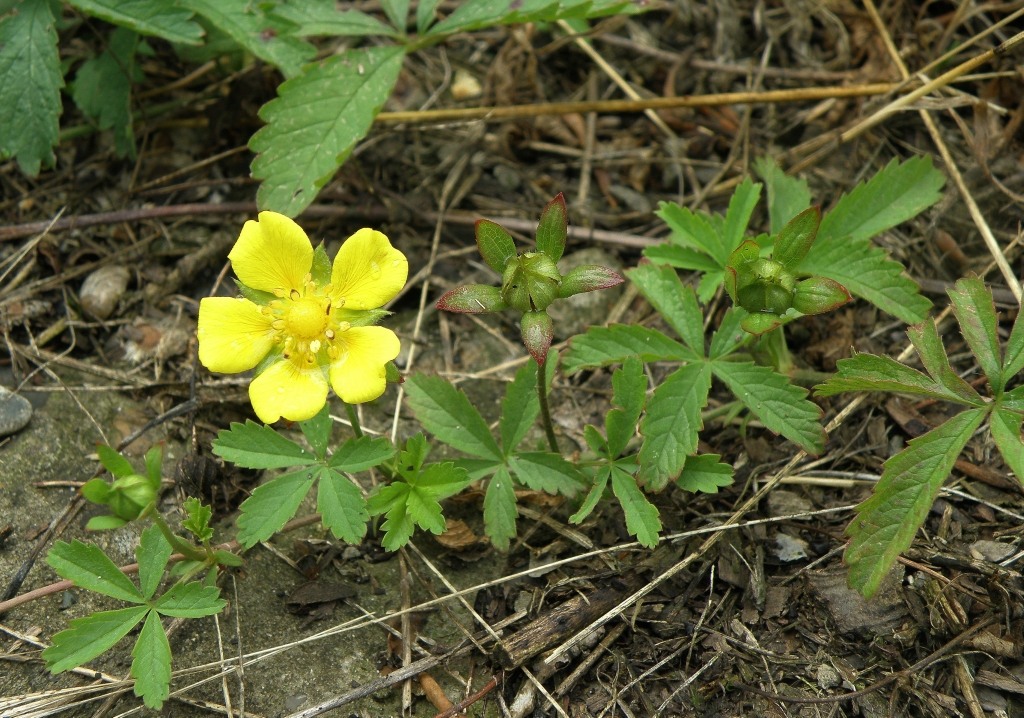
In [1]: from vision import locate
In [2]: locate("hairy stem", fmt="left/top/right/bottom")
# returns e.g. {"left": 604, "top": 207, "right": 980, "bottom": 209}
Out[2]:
{"left": 537, "top": 361, "right": 560, "bottom": 453}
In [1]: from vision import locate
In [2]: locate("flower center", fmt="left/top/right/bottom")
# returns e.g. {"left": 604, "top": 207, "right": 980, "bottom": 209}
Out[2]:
{"left": 285, "top": 297, "right": 328, "bottom": 339}
{"left": 264, "top": 278, "right": 350, "bottom": 367}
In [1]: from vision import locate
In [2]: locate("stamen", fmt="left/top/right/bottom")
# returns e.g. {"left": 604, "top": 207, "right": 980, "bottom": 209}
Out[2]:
{"left": 337, "top": 321, "right": 351, "bottom": 332}
{"left": 325, "top": 329, "right": 335, "bottom": 341}
{"left": 309, "top": 340, "right": 322, "bottom": 353}
{"left": 272, "top": 320, "right": 286, "bottom": 330}
{"left": 290, "top": 289, "right": 301, "bottom": 300}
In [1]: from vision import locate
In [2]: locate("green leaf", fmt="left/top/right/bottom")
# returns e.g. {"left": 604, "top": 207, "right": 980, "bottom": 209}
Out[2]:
{"left": 563, "top": 325, "right": 694, "bottom": 374}
{"left": 0, "top": 0, "right": 61, "bottom": 176}
{"left": 154, "top": 581, "right": 225, "bottom": 617}
{"left": 754, "top": 156, "right": 812, "bottom": 234}
{"left": 773, "top": 206, "right": 820, "bottom": 268}
{"left": 845, "top": 408, "right": 986, "bottom": 597}
{"left": 298, "top": 405, "right": 332, "bottom": 460}
{"left": 316, "top": 468, "right": 368, "bottom": 544}
{"left": 404, "top": 487, "right": 445, "bottom": 535}
{"left": 417, "top": 0, "right": 441, "bottom": 32}
{"left": 379, "top": 0, "right": 410, "bottom": 29}
{"left": 143, "top": 445, "right": 163, "bottom": 486}
{"left": 569, "top": 467, "right": 609, "bottom": 524}
{"left": 70, "top": 28, "right": 141, "bottom": 158}
{"left": 990, "top": 409, "right": 1024, "bottom": 482}
{"left": 655, "top": 201, "right": 724, "bottom": 263}
{"left": 791, "top": 276, "right": 851, "bottom": 315}
{"left": 610, "top": 467, "right": 661, "bottom": 548}
{"left": 136, "top": 526, "right": 171, "bottom": 601}
{"left": 708, "top": 307, "right": 747, "bottom": 359}
{"left": 676, "top": 454, "right": 733, "bottom": 493}
{"left": 235, "top": 469, "right": 317, "bottom": 548}
{"left": 415, "top": 461, "right": 472, "bottom": 498}
{"left": 67, "top": 0, "right": 203, "bottom": 44}
{"left": 182, "top": 497, "right": 214, "bottom": 544}
{"left": 328, "top": 435, "right": 396, "bottom": 472}
{"left": 483, "top": 466, "right": 517, "bottom": 550}
{"left": 271, "top": 2, "right": 396, "bottom": 37}
{"left": 47, "top": 541, "right": 144, "bottom": 603}
{"left": 907, "top": 320, "right": 982, "bottom": 405}
{"left": 86, "top": 515, "right": 128, "bottom": 531}
{"left": 405, "top": 374, "right": 502, "bottom": 460}
{"left": 500, "top": 360, "right": 541, "bottom": 453}
{"left": 43, "top": 605, "right": 149, "bottom": 673}
{"left": 535, "top": 193, "right": 567, "bottom": 261}
{"left": 606, "top": 356, "right": 645, "bottom": 458}
{"left": 642, "top": 244, "right": 721, "bottom": 275}
{"left": 96, "top": 444, "right": 136, "bottom": 479}
{"left": 1003, "top": 386, "right": 1024, "bottom": 412}
{"left": 816, "top": 352, "right": 962, "bottom": 402}
{"left": 181, "top": 0, "right": 316, "bottom": 78}
{"left": 1002, "top": 303, "right": 1024, "bottom": 387}
{"left": 626, "top": 263, "right": 705, "bottom": 354}
{"left": 509, "top": 452, "right": 582, "bottom": 496}
{"left": 81, "top": 478, "right": 113, "bottom": 504}
{"left": 370, "top": 484, "right": 415, "bottom": 551}
{"left": 213, "top": 420, "right": 316, "bottom": 469}
{"left": 427, "top": 0, "right": 642, "bottom": 36}
{"left": 947, "top": 277, "right": 1003, "bottom": 392}
{"left": 638, "top": 363, "right": 712, "bottom": 489}
{"left": 475, "top": 219, "right": 518, "bottom": 274}
{"left": 251, "top": 46, "right": 404, "bottom": 217}
{"left": 712, "top": 360, "right": 824, "bottom": 453}
{"left": 722, "top": 178, "right": 762, "bottom": 258}
{"left": 132, "top": 611, "right": 171, "bottom": 709}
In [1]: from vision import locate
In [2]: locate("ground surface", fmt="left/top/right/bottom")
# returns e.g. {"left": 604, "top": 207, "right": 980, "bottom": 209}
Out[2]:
{"left": 3, "top": 2, "right": 1024, "bottom": 717}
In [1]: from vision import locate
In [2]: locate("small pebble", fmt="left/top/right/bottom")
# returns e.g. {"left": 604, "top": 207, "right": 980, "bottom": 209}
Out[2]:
{"left": 0, "top": 386, "right": 32, "bottom": 437}
{"left": 80, "top": 264, "right": 130, "bottom": 320}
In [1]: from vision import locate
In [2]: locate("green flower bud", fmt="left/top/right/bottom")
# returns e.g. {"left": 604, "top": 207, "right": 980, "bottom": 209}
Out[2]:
{"left": 502, "top": 252, "right": 561, "bottom": 312}
{"left": 108, "top": 473, "right": 158, "bottom": 520}
{"left": 735, "top": 258, "right": 795, "bottom": 315}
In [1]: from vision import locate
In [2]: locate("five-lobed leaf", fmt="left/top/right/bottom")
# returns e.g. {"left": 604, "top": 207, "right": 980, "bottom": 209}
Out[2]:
{"left": 251, "top": 45, "right": 404, "bottom": 217}
{"left": 845, "top": 408, "right": 986, "bottom": 597}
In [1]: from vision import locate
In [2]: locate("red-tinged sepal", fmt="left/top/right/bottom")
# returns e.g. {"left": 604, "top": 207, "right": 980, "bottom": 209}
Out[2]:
{"left": 792, "top": 276, "right": 852, "bottom": 315}
{"left": 536, "top": 193, "right": 568, "bottom": 262}
{"left": 557, "top": 265, "right": 624, "bottom": 298}
{"left": 436, "top": 284, "right": 508, "bottom": 313}
{"left": 521, "top": 311, "right": 554, "bottom": 365}
{"left": 475, "top": 219, "right": 517, "bottom": 274}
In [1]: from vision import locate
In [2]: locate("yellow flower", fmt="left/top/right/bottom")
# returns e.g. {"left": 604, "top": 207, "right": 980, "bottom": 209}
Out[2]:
{"left": 198, "top": 211, "right": 408, "bottom": 423}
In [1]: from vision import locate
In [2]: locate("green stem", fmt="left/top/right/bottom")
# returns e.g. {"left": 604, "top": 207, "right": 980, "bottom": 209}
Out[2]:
{"left": 149, "top": 512, "right": 207, "bottom": 563}
{"left": 537, "top": 360, "right": 560, "bottom": 454}
{"left": 345, "top": 403, "right": 364, "bottom": 438}
{"left": 755, "top": 326, "right": 794, "bottom": 376}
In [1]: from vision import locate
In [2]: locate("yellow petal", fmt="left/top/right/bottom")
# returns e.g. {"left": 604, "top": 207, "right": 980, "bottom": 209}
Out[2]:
{"left": 331, "top": 228, "right": 408, "bottom": 310}
{"left": 249, "top": 359, "right": 329, "bottom": 423}
{"left": 198, "top": 297, "right": 275, "bottom": 373}
{"left": 229, "top": 211, "right": 313, "bottom": 293}
{"left": 329, "top": 326, "right": 401, "bottom": 404}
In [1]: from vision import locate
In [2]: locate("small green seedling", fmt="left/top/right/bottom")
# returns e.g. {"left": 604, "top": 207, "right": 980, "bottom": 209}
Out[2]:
{"left": 816, "top": 277, "right": 1024, "bottom": 597}
{"left": 81, "top": 444, "right": 163, "bottom": 530}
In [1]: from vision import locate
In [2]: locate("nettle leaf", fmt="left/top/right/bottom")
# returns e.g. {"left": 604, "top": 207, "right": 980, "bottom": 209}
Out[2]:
{"left": 712, "top": 360, "right": 824, "bottom": 454}
{"left": 153, "top": 581, "right": 225, "bottom": 618}
{"left": 990, "top": 409, "right": 1024, "bottom": 482}
{"left": 47, "top": 541, "right": 144, "bottom": 603}
{"left": 570, "top": 467, "right": 610, "bottom": 524}
{"left": 754, "top": 156, "right": 812, "bottom": 234}
{"left": 316, "top": 467, "right": 368, "bottom": 543}
{"left": 271, "top": 2, "right": 396, "bottom": 38}
{"left": 500, "top": 359, "right": 542, "bottom": 454}
{"left": 606, "top": 356, "right": 646, "bottom": 458}
{"left": 300, "top": 404, "right": 333, "bottom": 460}
{"left": 213, "top": 421, "right": 316, "bottom": 469}
{"left": 328, "top": 435, "right": 396, "bottom": 472}
{"left": 626, "top": 263, "right": 705, "bottom": 355}
{"left": 427, "top": 0, "right": 642, "bottom": 36}
{"left": 67, "top": 0, "right": 203, "bottom": 44}
{"left": 251, "top": 45, "right": 404, "bottom": 217}
{"left": 509, "top": 452, "right": 582, "bottom": 496}
{"left": 611, "top": 467, "right": 661, "bottom": 548}
{"left": 484, "top": 465, "right": 517, "bottom": 550}
{"left": 676, "top": 454, "right": 733, "bottom": 493}
{"left": 0, "top": 0, "right": 62, "bottom": 175}
{"left": 181, "top": 0, "right": 315, "bottom": 78}
{"left": 639, "top": 362, "right": 712, "bottom": 489}
{"left": 132, "top": 611, "right": 171, "bottom": 709}
{"left": 947, "top": 277, "right": 1003, "bottom": 392}
{"left": 563, "top": 325, "right": 694, "bottom": 374}
{"left": 235, "top": 469, "right": 317, "bottom": 547}
{"left": 405, "top": 374, "right": 502, "bottom": 460}
{"left": 136, "top": 526, "right": 172, "bottom": 601}
{"left": 43, "top": 605, "right": 150, "bottom": 673}
{"left": 907, "top": 320, "right": 982, "bottom": 405}
{"left": 816, "top": 353, "right": 962, "bottom": 402}
{"left": 845, "top": 408, "right": 986, "bottom": 597}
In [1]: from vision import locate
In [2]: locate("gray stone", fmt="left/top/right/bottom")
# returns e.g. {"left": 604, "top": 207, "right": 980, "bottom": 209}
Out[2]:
{"left": 0, "top": 386, "right": 32, "bottom": 437}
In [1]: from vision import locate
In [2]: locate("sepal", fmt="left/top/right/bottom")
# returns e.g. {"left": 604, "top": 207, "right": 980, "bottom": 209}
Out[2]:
{"left": 558, "top": 264, "right": 624, "bottom": 298}
{"left": 792, "top": 276, "right": 852, "bottom": 315}
{"left": 521, "top": 311, "right": 554, "bottom": 365}
{"left": 436, "top": 284, "right": 508, "bottom": 313}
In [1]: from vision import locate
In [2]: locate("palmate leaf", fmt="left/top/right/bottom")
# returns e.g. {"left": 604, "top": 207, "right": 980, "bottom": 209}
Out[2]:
{"left": 67, "top": 0, "right": 203, "bottom": 44}
{"left": 251, "top": 45, "right": 404, "bottom": 217}
{"left": 484, "top": 465, "right": 517, "bottom": 550}
{"left": 132, "top": 611, "right": 171, "bottom": 708}
{"left": 405, "top": 374, "right": 502, "bottom": 460}
{"left": 610, "top": 467, "right": 661, "bottom": 548}
{"left": 712, "top": 360, "right": 824, "bottom": 453}
{"left": 563, "top": 325, "right": 695, "bottom": 374}
{"left": 626, "top": 263, "right": 705, "bottom": 355}
{"left": 845, "top": 408, "right": 986, "bottom": 597}
{"left": 427, "top": 0, "right": 644, "bottom": 36}
{"left": 181, "top": 0, "right": 316, "bottom": 78}
{"left": 235, "top": 469, "right": 317, "bottom": 547}
{"left": 316, "top": 467, "right": 368, "bottom": 544}
{"left": 43, "top": 605, "right": 150, "bottom": 673}
{"left": 47, "top": 541, "right": 144, "bottom": 603}
{"left": 213, "top": 421, "right": 315, "bottom": 469}
{"left": 639, "top": 363, "right": 713, "bottom": 489}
